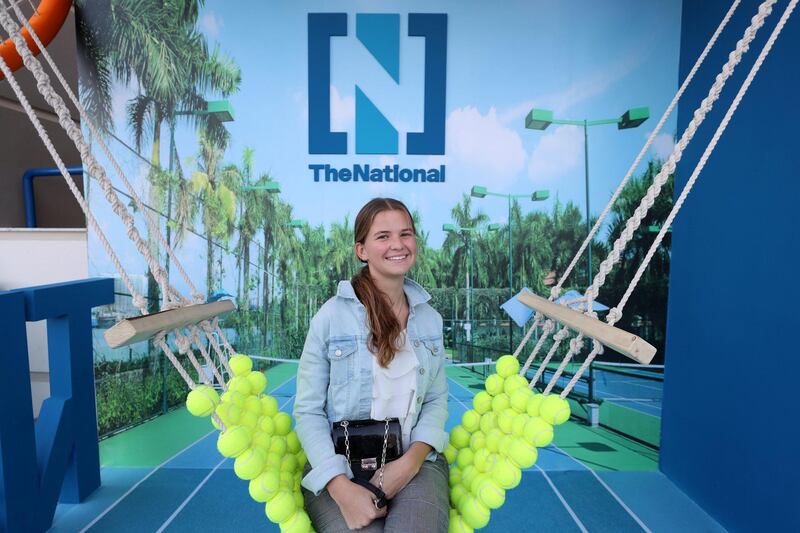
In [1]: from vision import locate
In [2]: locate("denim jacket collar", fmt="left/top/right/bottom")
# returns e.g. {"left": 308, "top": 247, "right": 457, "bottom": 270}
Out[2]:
{"left": 336, "top": 277, "right": 431, "bottom": 307}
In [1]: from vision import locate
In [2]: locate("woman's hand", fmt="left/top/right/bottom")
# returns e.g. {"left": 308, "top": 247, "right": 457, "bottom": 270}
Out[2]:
{"left": 327, "top": 475, "right": 387, "bottom": 529}
{"left": 369, "top": 441, "right": 432, "bottom": 499}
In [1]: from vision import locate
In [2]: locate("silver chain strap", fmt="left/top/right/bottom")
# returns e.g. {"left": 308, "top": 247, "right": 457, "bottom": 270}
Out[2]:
{"left": 340, "top": 418, "right": 390, "bottom": 491}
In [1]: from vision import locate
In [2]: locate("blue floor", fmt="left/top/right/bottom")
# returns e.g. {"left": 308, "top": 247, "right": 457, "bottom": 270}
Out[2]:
{"left": 51, "top": 374, "right": 722, "bottom": 532}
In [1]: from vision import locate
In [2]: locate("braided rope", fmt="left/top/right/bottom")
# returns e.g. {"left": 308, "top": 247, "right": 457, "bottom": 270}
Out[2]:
{"left": 3, "top": 0, "right": 235, "bottom": 379}
{"left": 559, "top": 0, "right": 798, "bottom": 399}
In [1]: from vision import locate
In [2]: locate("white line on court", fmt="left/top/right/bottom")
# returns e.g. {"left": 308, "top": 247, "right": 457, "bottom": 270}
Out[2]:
{"left": 154, "top": 456, "right": 228, "bottom": 533}
{"left": 587, "top": 468, "right": 653, "bottom": 533}
{"left": 79, "top": 373, "right": 298, "bottom": 532}
{"left": 535, "top": 465, "right": 589, "bottom": 533}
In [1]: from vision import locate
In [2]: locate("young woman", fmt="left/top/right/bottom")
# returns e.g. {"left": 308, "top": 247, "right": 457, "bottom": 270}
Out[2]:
{"left": 294, "top": 198, "right": 449, "bottom": 532}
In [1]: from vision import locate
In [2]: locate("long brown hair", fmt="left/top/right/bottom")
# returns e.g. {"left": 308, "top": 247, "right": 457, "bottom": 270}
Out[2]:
{"left": 351, "top": 198, "right": 417, "bottom": 368}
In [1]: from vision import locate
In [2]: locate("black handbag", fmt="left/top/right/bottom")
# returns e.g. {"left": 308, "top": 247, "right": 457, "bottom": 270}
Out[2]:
{"left": 332, "top": 418, "right": 403, "bottom": 509}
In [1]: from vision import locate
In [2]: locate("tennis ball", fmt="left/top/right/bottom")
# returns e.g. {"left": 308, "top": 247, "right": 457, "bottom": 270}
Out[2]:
{"left": 491, "top": 393, "right": 510, "bottom": 413}
{"left": 503, "top": 374, "right": 528, "bottom": 395}
{"left": 449, "top": 466, "right": 462, "bottom": 487}
{"left": 526, "top": 393, "right": 544, "bottom": 417}
{"left": 450, "top": 425, "right": 471, "bottom": 449}
{"left": 461, "top": 466, "right": 478, "bottom": 488}
{"left": 228, "top": 376, "right": 253, "bottom": 396}
{"left": 261, "top": 395, "right": 279, "bottom": 416}
{"left": 476, "top": 478, "right": 505, "bottom": 510}
{"left": 217, "top": 426, "right": 251, "bottom": 458}
{"left": 247, "top": 371, "right": 268, "bottom": 396}
{"left": 469, "top": 431, "right": 486, "bottom": 453}
{"left": 270, "top": 436, "right": 287, "bottom": 456}
{"left": 293, "top": 490, "right": 303, "bottom": 509}
{"left": 540, "top": 395, "right": 571, "bottom": 425}
{"left": 215, "top": 402, "right": 242, "bottom": 426}
{"left": 497, "top": 410, "right": 515, "bottom": 435}
{"left": 240, "top": 411, "right": 259, "bottom": 430}
{"left": 286, "top": 431, "right": 301, "bottom": 454}
{"left": 449, "top": 513, "right": 475, "bottom": 533}
{"left": 280, "top": 470, "right": 295, "bottom": 489}
{"left": 243, "top": 396, "right": 263, "bottom": 416}
{"left": 450, "top": 483, "right": 468, "bottom": 508}
{"left": 479, "top": 412, "right": 498, "bottom": 434}
{"left": 295, "top": 450, "right": 307, "bottom": 468}
{"left": 280, "top": 510, "right": 311, "bottom": 533}
{"left": 456, "top": 447, "right": 474, "bottom": 469}
{"left": 492, "top": 457, "right": 521, "bottom": 490}
{"left": 186, "top": 385, "right": 219, "bottom": 417}
{"left": 266, "top": 452, "right": 283, "bottom": 471}
{"left": 473, "top": 448, "right": 491, "bottom": 473}
{"left": 472, "top": 391, "right": 493, "bottom": 414}
{"left": 461, "top": 410, "right": 481, "bottom": 433}
{"left": 484, "top": 374, "right": 504, "bottom": 396}
{"left": 259, "top": 415, "right": 276, "bottom": 435}
{"left": 274, "top": 412, "right": 292, "bottom": 436}
{"left": 496, "top": 355, "right": 520, "bottom": 378}
{"left": 265, "top": 490, "right": 297, "bottom": 524}
{"left": 469, "top": 472, "right": 489, "bottom": 496}
{"left": 234, "top": 448, "right": 266, "bottom": 480}
{"left": 524, "top": 417, "right": 554, "bottom": 448}
{"left": 485, "top": 429, "right": 503, "bottom": 453}
{"left": 252, "top": 431, "right": 272, "bottom": 451}
{"left": 512, "top": 413, "right": 529, "bottom": 437}
{"left": 458, "top": 494, "right": 491, "bottom": 529}
{"left": 509, "top": 388, "right": 532, "bottom": 413}
{"left": 444, "top": 443, "right": 458, "bottom": 464}
{"left": 248, "top": 473, "right": 271, "bottom": 503}
{"left": 221, "top": 390, "right": 247, "bottom": 406}
{"left": 498, "top": 434, "right": 513, "bottom": 456}
{"left": 281, "top": 454, "right": 299, "bottom": 474}
{"left": 507, "top": 438, "right": 538, "bottom": 469}
{"left": 229, "top": 354, "right": 253, "bottom": 376}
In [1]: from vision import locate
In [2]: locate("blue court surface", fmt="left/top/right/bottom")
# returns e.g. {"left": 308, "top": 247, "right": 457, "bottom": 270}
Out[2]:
{"left": 50, "top": 370, "right": 722, "bottom": 532}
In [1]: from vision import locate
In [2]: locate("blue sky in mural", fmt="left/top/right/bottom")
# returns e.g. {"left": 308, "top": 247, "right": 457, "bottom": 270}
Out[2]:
{"left": 91, "top": 0, "right": 682, "bottom": 294}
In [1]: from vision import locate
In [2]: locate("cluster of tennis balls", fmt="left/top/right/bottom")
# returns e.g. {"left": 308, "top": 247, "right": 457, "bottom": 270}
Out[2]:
{"left": 445, "top": 355, "right": 571, "bottom": 532}
{"left": 185, "top": 354, "right": 314, "bottom": 533}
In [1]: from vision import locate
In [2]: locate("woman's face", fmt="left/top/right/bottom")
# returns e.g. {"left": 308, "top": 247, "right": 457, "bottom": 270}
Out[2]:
{"left": 355, "top": 209, "right": 417, "bottom": 281}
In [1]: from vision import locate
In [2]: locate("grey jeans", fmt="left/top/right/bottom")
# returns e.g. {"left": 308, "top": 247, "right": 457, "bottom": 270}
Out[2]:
{"left": 302, "top": 455, "right": 450, "bottom": 532}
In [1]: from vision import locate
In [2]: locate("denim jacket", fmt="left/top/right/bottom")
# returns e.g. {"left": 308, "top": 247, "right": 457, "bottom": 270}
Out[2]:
{"left": 293, "top": 278, "right": 449, "bottom": 495}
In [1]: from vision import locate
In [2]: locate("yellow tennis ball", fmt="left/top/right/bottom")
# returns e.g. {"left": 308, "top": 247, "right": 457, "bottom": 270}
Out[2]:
{"left": 215, "top": 402, "right": 242, "bottom": 427}
{"left": 261, "top": 395, "right": 279, "bottom": 416}
{"left": 512, "top": 413, "right": 529, "bottom": 437}
{"left": 449, "top": 512, "right": 474, "bottom": 533}
{"left": 458, "top": 494, "right": 490, "bottom": 529}
{"left": 469, "top": 431, "right": 486, "bottom": 453}
{"left": 456, "top": 448, "right": 474, "bottom": 469}
{"left": 476, "top": 478, "right": 505, "bottom": 510}
{"left": 227, "top": 376, "right": 253, "bottom": 396}
{"left": 240, "top": 411, "right": 259, "bottom": 430}
{"left": 449, "top": 466, "right": 462, "bottom": 487}
{"left": 280, "top": 470, "right": 295, "bottom": 490}
{"left": 295, "top": 450, "right": 307, "bottom": 468}
{"left": 281, "top": 454, "right": 299, "bottom": 474}
{"left": 484, "top": 374, "right": 504, "bottom": 396}
{"left": 503, "top": 374, "right": 528, "bottom": 395}
{"left": 279, "top": 510, "right": 311, "bottom": 533}
{"left": 444, "top": 443, "right": 458, "bottom": 464}
{"left": 252, "top": 431, "right": 272, "bottom": 451}
{"left": 293, "top": 490, "right": 303, "bottom": 509}
{"left": 243, "top": 396, "right": 263, "bottom": 416}
{"left": 496, "top": 355, "right": 520, "bottom": 378}
{"left": 248, "top": 473, "right": 271, "bottom": 503}
{"left": 461, "top": 410, "right": 481, "bottom": 432}
{"left": 473, "top": 448, "right": 491, "bottom": 473}
{"left": 491, "top": 393, "right": 510, "bottom": 414}
{"left": 286, "top": 431, "right": 302, "bottom": 454}
{"left": 265, "top": 491, "right": 297, "bottom": 524}
{"left": 229, "top": 354, "right": 253, "bottom": 376}
{"left": 270, "top": 435, "right": 287, "bottom": 456}
{"left": 217, "top": 426, "right": 251, "bottom": 458}
{"left": 540, "top": 394, "right": 571, "bottom": 425}
{"left": 472, "top": 391, "right": 493, "bottom": 414}
{"left": 234, "top": 448, "right": 266, "bottom": 480}
{"left": 450, "top": 425, "right": 471, "bottom": 449}
{"left": 461, "top": 466, "right": 478, "bottom": 488}
{"left": 497, "top": 410, "right": 516, "bottom": 435}
{"left": 526, "top": 393, "right": 544, "bottom": 417}
{"left": 185, "top": 385, "right": 219, "bottom": 417}
{"left": 509, "top": 387, "right": 532, "bottom": 413}
{"left": 507, "top": 437, "right": 538, "bottom": 469}
{"left": 492, "top": 457, "right": 521, "bottom": 489}
{"left": 259, "top": 415, "right": 276, "bottom": 435}
{"left": 247, "top": 371, "right": 268, "bottom": 396}
{"left": 266, "top": 452, "right": 283, "bottom": 471}
{"left": 274, "top": 412, "right": 292, "bottom": 436}
{"left": 485, "top": 429, "right": 503, "bottom": 453}
{"left": 469, "top": 472, "right": 489, "bottom": 496}
{"left": 221, "top": 390, "right": 247, "bottom": 406}
{"left": 479, "top": 412, "right": 497, "bottom": 434}
{"left": 450, "top": 483, "right": 468, "bottom": 509}
{"left": 524, "top": 417, "right": 554, "bottom": 448}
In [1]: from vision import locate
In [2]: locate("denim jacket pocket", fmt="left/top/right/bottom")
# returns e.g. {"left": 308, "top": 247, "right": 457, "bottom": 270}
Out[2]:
{"left": 327, "top": 337, "right": 358, "bottom": 386}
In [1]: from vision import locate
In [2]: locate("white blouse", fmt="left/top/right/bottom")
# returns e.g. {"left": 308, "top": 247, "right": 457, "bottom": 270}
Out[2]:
{"left": 370, "top": 330, "right": 419, "bottom": 447}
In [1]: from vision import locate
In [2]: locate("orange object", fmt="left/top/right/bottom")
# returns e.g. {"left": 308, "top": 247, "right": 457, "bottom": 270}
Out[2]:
{"left": 0, "top": 0, "right": 72, "bottom": 81}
